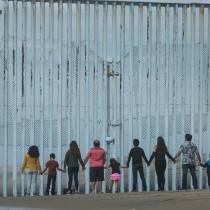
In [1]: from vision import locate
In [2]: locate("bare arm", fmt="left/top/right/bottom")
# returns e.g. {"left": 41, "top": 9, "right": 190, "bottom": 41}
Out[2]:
{"left": 40, "top": 167, "right": 47, "bottom": 175}
{"left": 83, "top": 157, "right": 89, "bottom": 166}
{"left": 196, "top": 151, "right": 201, "bottom": 163}
{"left": 174, "top": 151, "right": 181, "bottom": 160}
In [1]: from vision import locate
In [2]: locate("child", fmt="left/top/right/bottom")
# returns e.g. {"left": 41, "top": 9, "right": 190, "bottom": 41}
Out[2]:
{"left": 41, "top": 153, "right": 64, "bottom": 195}
{"left": 105, "top": 158, "right": 125, "bottom": 193}
{"left": 200, "top": 155, "right": 210, "bottom": 188}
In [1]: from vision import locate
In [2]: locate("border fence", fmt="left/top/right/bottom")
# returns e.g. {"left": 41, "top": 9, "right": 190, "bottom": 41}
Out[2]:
{"left": 1, "top": 0, "right": 210, "bottom": 197}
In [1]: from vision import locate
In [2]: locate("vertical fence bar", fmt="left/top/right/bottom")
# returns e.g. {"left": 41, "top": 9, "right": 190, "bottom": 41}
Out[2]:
{"left": 128, "top": 2, "right": 134, "bottom": 192}
{"left": 190, "top": 5, "right": 195, "bottom": 143}
{"left": 102, "top": 1, "right": 108, "bottom": 193}
{"left": 112, "top": 2, "right": 117, "bottom": 160}
{"left": 3, "top": 0, "right": 9, "bottom": 198}
{"left": 67, "top": 0, "right": 72, "bottom": 152}
{"left": 57, "top": 0, "right": 63, "bottom": 195}
{"left": 120, "top": 2, "right": 125, "bottom": 193}
{"left": 12, "top": 0, "right": 18, "bottom": 197}
{"left": 198, "top": 5, "right": 204, "bottom": 190}
{"left": 154, "top": 3, "right": 161, "bottom": 191}
{"left": 137, "top": 3, "right": 143, "bottom": 192}
{"left": 49, "top": 0, "right": 54, "bottom": 155}
{"left": 164, "top": 4, "right": 170, "bottom": 191}
{"left": 21, "top": 0, "right": 27, "bottom": 197}
{"left": 39, "top": 0, "right": 45, "bottom": 196}
{"left": 76, "top": 1, "right": 81, "bottom": 147}
{"left": 181, "top": 4, "right": 187, "bottom": 189}
{"left": 30, "top": 0, "right": 36, "bottom": 146}
{"left": 93, "top": 2, "right": 99, "bottom": 140}
{"left": 207, "top": 5, "right": 210, "bottom": 189}
{"left": 85, "top": 1, "right": 90, "bottom": 194}
{"left": 172, "top": 4, "right": 178, "bottom": 191}
{"left": 190, "top": 5, "right": 196, "bottom": 190}
{"left": 146, "top": 3, "right": 152, "bottom": 192}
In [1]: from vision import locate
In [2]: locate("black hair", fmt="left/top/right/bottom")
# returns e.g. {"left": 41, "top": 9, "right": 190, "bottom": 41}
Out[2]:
{"left": 50, "top": 153, "right": 55, "bottom": 159}
{"left": 156, "top": 136, "right": 167, "bottom": 153}
{"left": 94, "top": 140, "right": 100, "bottom": 147}
{"left": 28, "top": 145, "right": 40, "bottom": 158}
{"left": 110, "top": 158, "right": 118, "bottom": 165}
{"left": 133, "top": 139, "right": 139, "bottom": 146}
{"left": 185, "top": 134, "right": 192, "bottom": 141}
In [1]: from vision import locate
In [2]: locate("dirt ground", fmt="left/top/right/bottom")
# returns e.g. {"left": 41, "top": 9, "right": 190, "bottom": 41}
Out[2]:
{"left": 0, "top": 189, "right": 210, "bottom": 210}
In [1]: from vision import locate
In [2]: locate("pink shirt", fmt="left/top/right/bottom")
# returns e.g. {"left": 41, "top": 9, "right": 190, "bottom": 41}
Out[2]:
{"left": 86, "top": 147, "right": 106, "bottom": 167}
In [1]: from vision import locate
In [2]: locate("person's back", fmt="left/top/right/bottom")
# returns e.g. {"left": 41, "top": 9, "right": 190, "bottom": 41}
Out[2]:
{"left": 127, "top": 147, "right": 145, "bottom": 166}
{"left": 88, "top": 146, "right": 106, "bottom": 167}
{"left": 46, "top": 159, "right": 59, "bottom": 176}
{"left": 180, "top": 141, "right": 198, "bottom": 165}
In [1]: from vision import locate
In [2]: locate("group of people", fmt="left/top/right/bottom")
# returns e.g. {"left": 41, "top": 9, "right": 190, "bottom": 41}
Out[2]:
{"left": 21, "top": 134, "right": 210, "bottom": 196}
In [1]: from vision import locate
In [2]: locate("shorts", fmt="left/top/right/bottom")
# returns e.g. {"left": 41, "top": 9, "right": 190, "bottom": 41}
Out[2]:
{"left": 90, "top": 167, "right": 104, "bottom": 182}
{"left": 110, "top": 173, "right": 121, "bottom": 181}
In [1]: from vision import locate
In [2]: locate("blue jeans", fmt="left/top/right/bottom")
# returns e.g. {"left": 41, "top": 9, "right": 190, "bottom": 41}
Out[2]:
{"left": 26, "top": 169, "right": 38, "bottom": 195}
{"left": 182, "top": 164, "right": 198, "bottom": 189}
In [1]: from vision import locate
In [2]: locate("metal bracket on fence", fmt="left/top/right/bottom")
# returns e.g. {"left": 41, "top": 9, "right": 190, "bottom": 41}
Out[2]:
{"left": 110, "top": 122, "right": 121, "bottom": 126}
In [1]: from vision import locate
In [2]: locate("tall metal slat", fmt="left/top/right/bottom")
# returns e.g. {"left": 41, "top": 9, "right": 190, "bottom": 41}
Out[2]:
{"left": 3, "top": 0, "right": 9, "bottom": 197}
{"left": 112, "top": 2, "right": 117, "bottom": 160}
{"left": 12, "top": 0, "right": 18, "bottom": 197}
{"left": 172, "top": 4, "right": 178, "bottom": 191}
{"left": 102, "top": 1, "right": 108, "bottom": 193}
{"left": 164, "top": 4, "right": 170, "bottom": 191}
{"left": 154, "top": 3, "right": 161, "bottom": 191}
{"left": 39, "top": 0, "right": 45, "bottom": 196}
{"left": 181, "top": 4, "right": 187, "bottom": 189}
{"left": 21, "top": 0, "right": 27, "bottom": 197}
{"left": 57, "top": 0, "right": 63, "bottom": 195}
{"left": 49, "top": 0, "right": 54, "bottom": 155}
{"left": 120, "top": 2, "right": 125, "bottom": 193}
{"left": 137, "top": 3, "right": 143, "bottom": 192}
{"left": 128, "top": 2, "right": 134, "bottom": 192}
{"left": 146, "top": 3, "right": 152, "bottom": 191}
{"left": 93, "top": 2, "right": 99, "bottom": 139}
{"left": 30, "top": 0, "right": 36, "bottom": 146}
{"left": 198, "top": 5, "right": 204, "bottom": 190}
{"left": 85, "top": 1, "right": 90, "bottom": 194}
{"left": 76, "top": 1, "right": 81, "bottom": 146}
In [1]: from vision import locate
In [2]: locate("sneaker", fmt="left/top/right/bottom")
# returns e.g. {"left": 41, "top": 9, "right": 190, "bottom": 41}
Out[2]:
{"left": 75, "top": 190, "right": 80, "bottom": 194}
{"left": 66, "top": 190, "right": 72, "bottom": 195}
{"left": 25, "top": 193, "right": 30, "bottom": 196}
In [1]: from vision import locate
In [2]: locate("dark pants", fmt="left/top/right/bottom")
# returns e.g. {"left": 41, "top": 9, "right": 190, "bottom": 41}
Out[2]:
{"left": 46, "top": 174, "right": 56, "bottom": 195}
{"left": 155, "top": 161, "right": 166, "bottom": 190}
{"left": 132, "top": 165, "right": 147, "bottom": 191}
{"left": 182, "top": 164, "right": 198, "bottom": 189}
{"left": 207, "top": 171, "right": 210, "bottom": 188}
{"left": 68, "top": 167, "right": 79, "bottom": 190}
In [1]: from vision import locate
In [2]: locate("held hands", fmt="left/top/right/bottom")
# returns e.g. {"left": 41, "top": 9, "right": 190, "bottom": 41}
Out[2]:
{"left": 82, "top": 166, "right": 86, "bottom": 171}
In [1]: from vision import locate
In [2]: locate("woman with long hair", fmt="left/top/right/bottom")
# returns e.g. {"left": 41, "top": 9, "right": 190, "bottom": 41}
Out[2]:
{"left": 21, "top": 145, "right": 42, "bottom": 196}
{"left": 64, "top": 140, "right": 85, "bottom": 194}
{"left": 148, "top": 136, "right": 175, "bottom": 191}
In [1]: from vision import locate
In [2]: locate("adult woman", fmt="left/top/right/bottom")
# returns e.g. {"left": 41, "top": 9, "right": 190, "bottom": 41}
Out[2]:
{"left": 64, "top": 141, "right": 85, "bottom": 194}
{"left": 148, "top": 136, "right": 175, "bottom": 191}
{"left": 21, "top": 145, "right": 42, "bottom": 196}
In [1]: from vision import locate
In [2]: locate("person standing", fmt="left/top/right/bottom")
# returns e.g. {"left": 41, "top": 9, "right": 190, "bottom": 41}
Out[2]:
{"left": 199, "top": 154, "right": 210, "bottom": 188}
{"left": 84, "top": 140, "right": 106, "bottom": 194}
{"left": 41, "top": 153, "right": 64, "bottom": 195}
{"left": 148, "top": 136, "right": 175, "bottom": 191}
{"left": 126, "top": 139, "right": 149, "bottom": 192}
{"left": 21, "top": 145, "right": 42, "bottom": 196}
{"left": 174, "top": 134, "right": 201, "bottom": 190}
{"left": 64, "top": 140, "right": 85, "bottom": 194}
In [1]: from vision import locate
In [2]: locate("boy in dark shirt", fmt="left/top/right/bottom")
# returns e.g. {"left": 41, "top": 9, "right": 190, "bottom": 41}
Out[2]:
{"left": 200, "top": 155, "right": 210, "bottom": 188}
{"left": 41, "top": 153, "right": 64, "bottom": 195}
{"left": 126, "top": 139, "right": 149, "bottom": 192}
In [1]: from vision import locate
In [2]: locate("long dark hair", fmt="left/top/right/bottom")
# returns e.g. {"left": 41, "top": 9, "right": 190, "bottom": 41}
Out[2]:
{"left": 110, "top": 158, "right": 119, "bottom": 166}
{"left": 28, "top": 145, "right": 40, "bottom": 158}
{"left": 156, "top": 136, "right": 167, "bottom": 153}
{"left": 69, "top": 140, "right": 80, "bottom": 156}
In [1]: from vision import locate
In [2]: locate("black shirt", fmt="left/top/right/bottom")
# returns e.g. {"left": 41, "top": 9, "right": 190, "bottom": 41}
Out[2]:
{"left": 126, "top": 147, "right": 149, "bottom": 167}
